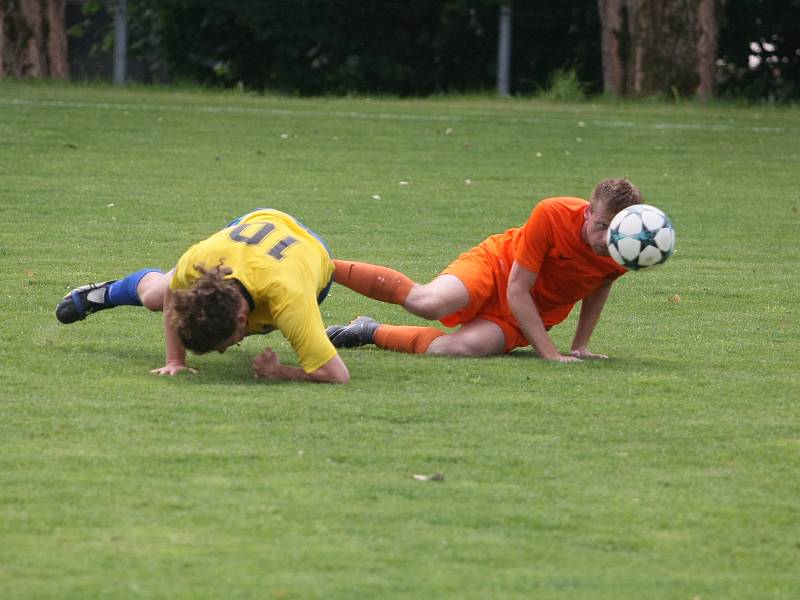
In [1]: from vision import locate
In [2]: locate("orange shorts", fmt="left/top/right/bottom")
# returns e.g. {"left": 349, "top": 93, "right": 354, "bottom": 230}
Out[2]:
{"left": 439, "top": 245, "right": 529, "bottom": 353}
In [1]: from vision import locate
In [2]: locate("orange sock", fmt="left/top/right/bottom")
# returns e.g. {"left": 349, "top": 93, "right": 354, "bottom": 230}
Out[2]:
{"left": 374, "top": 325, "right": 444, "bottom": 354}
{"left": 332, "top": 260, "right": 415, "bottom": 305}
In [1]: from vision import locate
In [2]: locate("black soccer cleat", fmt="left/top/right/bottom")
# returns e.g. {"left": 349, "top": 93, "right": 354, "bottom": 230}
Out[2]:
{"left": 326, "top": 316, "right": 380, "bottom": 348}
{"left": 55, "top": 280, "right": 117, "bottom": 324}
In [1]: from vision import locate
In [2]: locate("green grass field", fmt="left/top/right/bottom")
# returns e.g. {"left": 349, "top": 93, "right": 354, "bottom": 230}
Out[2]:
{"left": 1, "top": 81, "right": 798, "bottom": 598}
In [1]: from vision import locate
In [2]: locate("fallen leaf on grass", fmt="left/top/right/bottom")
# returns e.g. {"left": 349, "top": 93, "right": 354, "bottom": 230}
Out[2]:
{"left": 412, "top": 473, "right": 444, "bottom": 482}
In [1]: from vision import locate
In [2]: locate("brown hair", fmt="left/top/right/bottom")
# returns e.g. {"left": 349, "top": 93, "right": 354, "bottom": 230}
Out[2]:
{"left": 590, "top": 178, "right": 643, "bottom": 215}
{"left": 170, "top": 264, "right": 242, "bottom": 353}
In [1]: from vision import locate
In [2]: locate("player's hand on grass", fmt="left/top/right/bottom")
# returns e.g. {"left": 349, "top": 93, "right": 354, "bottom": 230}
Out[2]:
{"left": 569, "top": 348, "right": 609, "bottom": 360}
{"left": 151, "top": 362, "right": 197, "bottom": 376}
{"left": 539, "top": 349, "right": 582, "bottom": 362}
{"left": 252, "top": 348, "right": 280, "bottom": 379}
{"left": 551, "top": 354, "right": 583, "bottom": 363}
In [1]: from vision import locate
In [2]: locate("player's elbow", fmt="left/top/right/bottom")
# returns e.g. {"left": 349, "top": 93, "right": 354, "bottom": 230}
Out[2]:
{"left": 325, "top": 369, "right": 350, "bottom": 384}
{"left": 310, "top": 356, "right": 350, "bottom": 384}
{"left": 506, "top": 285, "right": 530, "bottom": 311}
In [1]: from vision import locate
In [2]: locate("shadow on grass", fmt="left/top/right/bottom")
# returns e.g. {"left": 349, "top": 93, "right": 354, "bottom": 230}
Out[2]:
{"left": 91, "top": 338, "right": 674, "bottom": 392}
{"left": 499, "top": 348, "right": 672, "bottom": 370}
{"left": 93, "top": 346, "right": 268, "bottom": 386}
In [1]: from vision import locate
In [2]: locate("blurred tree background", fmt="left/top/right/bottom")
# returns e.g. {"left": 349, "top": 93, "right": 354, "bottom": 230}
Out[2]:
{"left": 718, "top": 0, "right": 800, "bottom": 101}
{"left": 4, "top": 0, "right": 799, "bottom": 101}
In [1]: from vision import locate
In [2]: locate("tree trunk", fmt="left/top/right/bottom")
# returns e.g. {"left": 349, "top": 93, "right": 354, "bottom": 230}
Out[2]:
{"left": 598, "top": 0, "right": 719, "bottom": 99}
{"left": 0, "top": 0, "right": 69, "bottom": 79}
{"left": 0, "top": 2, "right": 5, "bottom": 77}
{"left": 695, "top": 0, "right": 717, "bottom": 101}
{"left": 598, "top": 0, "right": 626, "bottom": 95}
{"left": 46, "top": 0, "right": 67, "bottom": 79}
{"left": 21, "top": 0, "right": 44, "bottom": 76}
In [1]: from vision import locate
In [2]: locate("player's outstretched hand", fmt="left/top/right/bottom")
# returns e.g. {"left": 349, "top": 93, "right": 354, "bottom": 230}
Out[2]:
{"left": 551, "top": 354, "right": 582, "bottom": 363}
{"left": 252, "top": 348, "right": 281, "bottom": 379}
{"left": 570, "top": 348, "right": 609, "bottom": 360}
{"left": 151, "top": 362, "right": 197, "bottom": 376}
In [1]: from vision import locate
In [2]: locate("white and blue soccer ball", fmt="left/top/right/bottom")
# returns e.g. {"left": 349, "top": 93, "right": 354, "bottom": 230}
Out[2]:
{"left": 606, "top": 204, "right": 675, "bottom": 270}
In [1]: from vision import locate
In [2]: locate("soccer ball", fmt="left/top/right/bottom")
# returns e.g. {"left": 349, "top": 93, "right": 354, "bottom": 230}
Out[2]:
{"left": 606, "top": 204, "right": 675, "bottom": 270}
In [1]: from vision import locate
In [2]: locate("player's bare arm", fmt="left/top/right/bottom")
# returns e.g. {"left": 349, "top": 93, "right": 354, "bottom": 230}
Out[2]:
{"left": 570, "top": 278, "right": 614, "bottom": 359}
{"left": 252, "top": 350, "right": 349, "bottom": 383}
{"left": 507, "top": 261, "right": 581, "bottom": 363}
{"left": 151, "top": 288, "right": 195, "bottom": 376}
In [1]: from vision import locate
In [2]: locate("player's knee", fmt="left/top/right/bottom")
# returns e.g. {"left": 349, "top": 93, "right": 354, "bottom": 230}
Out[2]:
{"left": 404, "top": 293, "right": 448, "bottom": 320}
{"left": 137, "top": 273, "right": 170, "bottom": 311}
{"left": 425, "top": 330, "right": 504, "bottom": 358}
{"left": 139, "top": 287, "right": 164, "bottom": 311}
{"left": 425, "top": 335, "right": 475, "bottom": 357}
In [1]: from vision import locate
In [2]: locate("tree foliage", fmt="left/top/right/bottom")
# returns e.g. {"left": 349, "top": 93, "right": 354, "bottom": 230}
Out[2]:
{"left": 717, "top": 0, "right": 800, "bottom": 101}
{"left": 73, "top": 0, "right": 602, "bottom": 96}
{"left": 145, "top": 0, "right": 503, "bottom": 94}
{"left": 61, "top": 0, "right": 800, "bottom": 100}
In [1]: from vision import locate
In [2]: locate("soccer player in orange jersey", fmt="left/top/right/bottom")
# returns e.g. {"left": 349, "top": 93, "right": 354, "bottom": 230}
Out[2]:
{"left": 326, "top": 178, "right": 643, "bottom": 362}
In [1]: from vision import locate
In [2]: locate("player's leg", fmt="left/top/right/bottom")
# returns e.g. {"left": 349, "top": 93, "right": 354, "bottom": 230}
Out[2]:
{"left": 332, "top": 260, "right": 469, "bottom": 320}
{"left": 403, "top": 274, "right": 469, "bottom": 320}
{"left": 135, "top": 269, "right": 174, "bottom": 310}
{"left": 326, "top": 316, "right": 505, "bottom": 357}
{"left": 332, "top": 259, "right": 416, "bottom": 305}
{"left": 327, "top": 316, "right": 443, "bottom": 352}
{"left": 56, "top": 267, "right": 166, "bottom": 323}
{"left": 425, "top": 319, "right": 506, "bottom": 357}
{"left": 404, "top": 245, "right": 493, "bottom": 321}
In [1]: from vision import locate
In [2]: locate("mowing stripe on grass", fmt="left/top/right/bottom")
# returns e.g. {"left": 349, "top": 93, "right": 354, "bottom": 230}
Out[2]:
{"left": 0, "top": 97, "right": 793, "bottom": 135}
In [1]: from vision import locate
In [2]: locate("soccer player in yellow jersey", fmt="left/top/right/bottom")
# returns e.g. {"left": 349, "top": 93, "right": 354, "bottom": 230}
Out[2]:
{"left": 56, "top": 209, "right": 349, "bottom": 384}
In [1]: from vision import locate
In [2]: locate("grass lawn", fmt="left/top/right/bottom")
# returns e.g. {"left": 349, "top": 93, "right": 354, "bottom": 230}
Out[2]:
{"left": 0, "top": 81, "right": 798, "bottom": 598}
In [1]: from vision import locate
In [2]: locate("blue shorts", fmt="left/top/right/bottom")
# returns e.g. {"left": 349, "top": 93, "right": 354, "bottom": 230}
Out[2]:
{"left": 226, "top": 209, "right": 333, "bottom": 305}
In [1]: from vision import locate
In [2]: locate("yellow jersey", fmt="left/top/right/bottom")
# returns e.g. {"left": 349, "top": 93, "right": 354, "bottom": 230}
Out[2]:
{"left": 171, "top": 209, "right": 337, "bottom": 373}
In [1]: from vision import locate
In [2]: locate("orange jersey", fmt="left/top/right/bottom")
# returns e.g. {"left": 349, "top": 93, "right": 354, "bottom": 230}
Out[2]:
{"left": 441, "top": 197, "right": 626, "bottom": 343}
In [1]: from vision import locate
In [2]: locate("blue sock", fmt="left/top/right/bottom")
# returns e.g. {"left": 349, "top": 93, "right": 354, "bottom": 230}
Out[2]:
{"left": 106, "top": 268, "right": 163, "bottom": 306}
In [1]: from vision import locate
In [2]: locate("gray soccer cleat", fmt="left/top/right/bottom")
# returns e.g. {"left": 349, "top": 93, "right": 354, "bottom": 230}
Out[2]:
{"left": 325, "top": 316, "right": 380, "bottom": 348}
